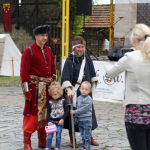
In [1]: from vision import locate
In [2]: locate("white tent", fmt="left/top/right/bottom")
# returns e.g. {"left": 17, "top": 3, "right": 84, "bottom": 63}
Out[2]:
{"left": 0, "top": 34, "right": 21, "bottom": 76}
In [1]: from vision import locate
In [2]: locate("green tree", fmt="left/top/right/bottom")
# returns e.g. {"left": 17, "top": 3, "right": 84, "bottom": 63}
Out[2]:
{"left": 56, "top": 0, "right": 98, "bottom": 49}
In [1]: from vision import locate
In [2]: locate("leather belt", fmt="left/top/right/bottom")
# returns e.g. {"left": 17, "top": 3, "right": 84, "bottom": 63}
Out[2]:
{"left": 72, "top": 82, "right": 91, "bottom": 85}
{"left": 29, "top": 75, "right": 52, "bottom": 85}
{"left": 72, "top": 82, "right": 81, "bottom": 85}
{"left": 29, "top": 80, "right": 49, "bottom": 85}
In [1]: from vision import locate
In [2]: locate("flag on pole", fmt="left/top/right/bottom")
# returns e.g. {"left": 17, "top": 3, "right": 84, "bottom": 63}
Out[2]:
{"left": 3, "top": 3, "right": 11, "bottom": 32}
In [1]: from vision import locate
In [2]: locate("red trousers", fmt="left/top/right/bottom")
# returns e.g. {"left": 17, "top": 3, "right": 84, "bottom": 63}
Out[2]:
{"left": 22, "top": 115, "right": 45, "bottom": 133}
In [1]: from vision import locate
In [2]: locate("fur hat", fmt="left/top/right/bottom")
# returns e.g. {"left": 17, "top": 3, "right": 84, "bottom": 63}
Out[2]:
{"left": 72, "top": 36, "right": 86, "bottom": 47}
{"left": 33, "top": 24, "right": 50, "bottom": 36}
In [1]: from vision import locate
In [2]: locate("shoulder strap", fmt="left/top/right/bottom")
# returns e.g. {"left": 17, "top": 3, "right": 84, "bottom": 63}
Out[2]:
{"left": 72, "top": 57, "right": 86, "bottom": 107}
{"left": 28, "top": 46, "right": 51, "bottom": 62}
{"left": 28, "top": 46, "right": 33, "bottom": 62}
{"left": 49, "top": 47, "right": 51, "bottom": 52}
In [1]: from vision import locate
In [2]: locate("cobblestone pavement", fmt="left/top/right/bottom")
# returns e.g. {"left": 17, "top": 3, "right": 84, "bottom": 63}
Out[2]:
{"left": 0, "top": 87, "right": 131, "bottom": 150}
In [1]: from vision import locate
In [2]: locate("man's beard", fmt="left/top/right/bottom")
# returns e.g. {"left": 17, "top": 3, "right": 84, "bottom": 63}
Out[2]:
{"left": 77, "top": 52, "right": 83, "bottom": 56}
{"left": 77, "top": 51, "right": 85, "bottom": 56}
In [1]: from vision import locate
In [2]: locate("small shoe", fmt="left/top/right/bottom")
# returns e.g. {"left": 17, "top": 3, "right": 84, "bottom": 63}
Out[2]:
{"left": 79, "top": 148, "right": 86, "bottom": 150}
{"left": 70, "top": 140, "right": 78, "bottom": 148}
{"left": 91, "top": 136, "right": 99, "bottom": 146}
{"left": 38, "top": 145, "right": 45, "bottom": 148}
{"left": 44, "top": 148, "right": 50, "bottom": 150}
{"left": 55, "top": 148, "right": 60, "bottom": 150}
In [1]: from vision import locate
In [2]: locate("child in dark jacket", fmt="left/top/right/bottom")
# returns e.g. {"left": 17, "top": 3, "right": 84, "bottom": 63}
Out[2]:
{"left": 45, "top": 82, "right": 69, "bottom": 150}
{"left": 70, "top": 81, "right": 93, "bottom": 150}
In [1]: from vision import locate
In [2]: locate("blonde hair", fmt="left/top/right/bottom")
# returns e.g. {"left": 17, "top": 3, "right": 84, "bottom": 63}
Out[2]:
{"left": 48, "top": 81, "right": 63, "bottom": 96}
{"left": 81, "top": 81, "right": 91, "bottom": 89}
{"left": 131, "top": 24, "right": 150, "bottom": 60}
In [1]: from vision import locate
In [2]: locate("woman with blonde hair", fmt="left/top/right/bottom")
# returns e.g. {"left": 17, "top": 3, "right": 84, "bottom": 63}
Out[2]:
{"left": 107, "top": 24, "right": 150, "bottom": 150}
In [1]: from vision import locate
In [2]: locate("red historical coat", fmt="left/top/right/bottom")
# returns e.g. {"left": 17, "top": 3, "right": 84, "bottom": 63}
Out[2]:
{"left": 20, "top": 42, "right": 56, "bottom": 116}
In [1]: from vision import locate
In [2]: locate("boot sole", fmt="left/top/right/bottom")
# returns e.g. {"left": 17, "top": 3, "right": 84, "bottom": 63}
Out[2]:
{"left": 70, "top": 144, "right": 78, "bottom": 148}
{"left": 91, "top": 144, "right": 99, "bottom": 146}
{"left": 38, "top": 146, "right": 45, "bottom": 148}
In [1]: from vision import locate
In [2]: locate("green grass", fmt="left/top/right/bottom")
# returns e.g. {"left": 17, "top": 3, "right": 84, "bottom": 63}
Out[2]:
{"left": 0, "top": 76, "right": 20, "bottom": 84}
{"left": 0, "top": 75, "right": 61, "bottom": 84}
{"left": 58, "top": 75, "right": 61, "bottom": 83}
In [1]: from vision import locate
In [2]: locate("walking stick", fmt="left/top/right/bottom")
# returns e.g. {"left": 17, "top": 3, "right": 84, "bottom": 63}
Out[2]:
{"left": 68, "top": 98, "right": 75, "bottom": 150}
{"left": 70, "top": 103, "right": 75, "bottom": 150}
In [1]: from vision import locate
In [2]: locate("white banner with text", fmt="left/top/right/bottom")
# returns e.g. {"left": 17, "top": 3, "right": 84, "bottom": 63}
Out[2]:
{"left": 61, "top": 59, "right": 125, "bottom": 101}
{"left": 93, "top": 61, "right": 125, "bottom": 101}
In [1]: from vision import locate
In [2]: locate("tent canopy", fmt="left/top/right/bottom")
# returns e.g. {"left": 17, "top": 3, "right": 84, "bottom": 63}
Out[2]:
{"left": 0, "top": 34, "right": 21, "bottom": 76}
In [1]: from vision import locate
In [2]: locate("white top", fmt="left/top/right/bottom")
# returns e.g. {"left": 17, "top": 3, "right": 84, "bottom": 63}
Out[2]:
{"left": 107, "top": 50, "right": 150, "bottom": 107}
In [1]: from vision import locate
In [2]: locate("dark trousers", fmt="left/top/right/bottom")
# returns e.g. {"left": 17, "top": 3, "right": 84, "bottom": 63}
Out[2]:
{"left": 125, "top": 122, "right": 150, "bottom": 150}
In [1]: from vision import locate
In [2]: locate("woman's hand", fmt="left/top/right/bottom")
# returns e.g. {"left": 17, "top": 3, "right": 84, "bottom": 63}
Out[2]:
{"left": 67, "top": 87, "right": 74, "bottom": 98}
{"left": 58, "top": 119, "right": 64, "bottom": 125}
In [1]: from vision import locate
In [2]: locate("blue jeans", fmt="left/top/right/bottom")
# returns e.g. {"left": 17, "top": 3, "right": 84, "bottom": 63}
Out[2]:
{"left": 46, "top": 120, "right": 64, "bottom": 149}
{"left": 78, "top": 120, "right": 92, "bottom": 150}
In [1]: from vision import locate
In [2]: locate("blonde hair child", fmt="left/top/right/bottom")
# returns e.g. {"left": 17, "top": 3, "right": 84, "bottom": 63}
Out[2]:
{"left": 48, "top": 81, "right": 63, "bottom": 96}
{"left": 45, "top": 81, "right": 69, "bottom": 150}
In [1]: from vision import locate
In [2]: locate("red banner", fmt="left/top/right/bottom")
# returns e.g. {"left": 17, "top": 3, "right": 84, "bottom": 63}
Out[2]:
{"left": 51, "top": 38, "right": 60, "bottom": 44}
{"left": 3, "top": 3, "right": 11, "bottom": 32}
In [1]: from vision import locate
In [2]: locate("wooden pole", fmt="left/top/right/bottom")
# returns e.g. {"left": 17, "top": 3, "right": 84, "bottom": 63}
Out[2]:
{"left": 62, "top": 0, "right": 69, "bottom": 59}
{"left": 109, "top": 0, "right": 113, "bottom": 51}
{"left": 54, "top": 55, "right": 58, "bottom": 81}
{"left": 12, "top": 56, "right": 14, "bottom": 80}
{"left": 66, "top": 0, "right": 69, "bottom": 58}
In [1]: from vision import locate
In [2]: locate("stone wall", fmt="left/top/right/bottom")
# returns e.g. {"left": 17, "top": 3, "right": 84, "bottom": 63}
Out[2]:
{"left": 0, "top": 0, "right": 62, "bottom": 70}
{"left": 0, "top": 24, "right": 35, "bottom": 53}
{"left": 0, "top": 0, "right": 61, "bottom": 54}
{"left": 84, "top": 28, "right": 109, "bottom": 56}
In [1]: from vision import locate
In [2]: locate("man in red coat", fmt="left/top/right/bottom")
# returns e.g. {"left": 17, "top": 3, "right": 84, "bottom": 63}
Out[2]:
{"left": 20, "top": 25, "right": 56, "bottom": 150}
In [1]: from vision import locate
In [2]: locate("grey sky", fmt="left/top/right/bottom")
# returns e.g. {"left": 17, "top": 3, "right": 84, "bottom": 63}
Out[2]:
{"left": 95, "top": 0, "right": 115, "bottom": 4}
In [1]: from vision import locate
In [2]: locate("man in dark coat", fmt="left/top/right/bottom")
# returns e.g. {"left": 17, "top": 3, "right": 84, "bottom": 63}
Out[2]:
{"left": 20, "top": 25, "right": 56, "bottom": 150}
{"left": 61, "top": 36, "right": 99, "bottom": 148}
